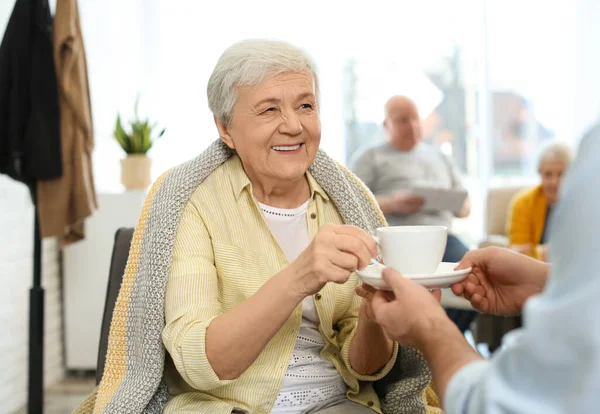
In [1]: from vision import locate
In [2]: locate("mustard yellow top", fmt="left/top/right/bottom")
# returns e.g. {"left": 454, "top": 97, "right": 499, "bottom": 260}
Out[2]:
{"left": 507, "top": 184, "right": 548, "bottom": 260}
{"left": 161, "top": 155, "right": 399, "bottom": 414}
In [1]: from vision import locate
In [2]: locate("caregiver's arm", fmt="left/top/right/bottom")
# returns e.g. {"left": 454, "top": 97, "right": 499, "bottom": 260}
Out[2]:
{"left": 366, "top": 247, "right": 548, "bottom": 400}
{"left": 374, "top": 131, "right": 600, "bottom": 413}
{"left": 370, "top": 269, "right": 482, "bottom": 400}
{"left": 418, "top": 316, "right": 482, "bottom": 401}
{"left": 446, "top": 132, "right": 600, "bottom": 413}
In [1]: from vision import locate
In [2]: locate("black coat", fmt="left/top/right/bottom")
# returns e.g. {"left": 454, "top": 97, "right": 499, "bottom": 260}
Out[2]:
{"left": 0, "top": 0, "right": 61, "bottom": 186}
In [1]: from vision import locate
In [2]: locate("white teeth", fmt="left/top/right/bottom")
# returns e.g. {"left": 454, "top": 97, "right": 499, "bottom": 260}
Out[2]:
{"left": 272, "top": 144, "right": 301, "bottom": 151}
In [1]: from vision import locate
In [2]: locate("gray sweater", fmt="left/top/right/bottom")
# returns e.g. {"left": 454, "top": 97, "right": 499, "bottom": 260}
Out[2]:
{"left": 352, "top": 142, "right": 465, "bottom": 229}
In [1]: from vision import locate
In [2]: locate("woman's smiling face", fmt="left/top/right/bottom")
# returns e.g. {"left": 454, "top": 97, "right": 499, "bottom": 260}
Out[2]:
{"left": 216, "top": 70, "right": 321, "bottom": 185}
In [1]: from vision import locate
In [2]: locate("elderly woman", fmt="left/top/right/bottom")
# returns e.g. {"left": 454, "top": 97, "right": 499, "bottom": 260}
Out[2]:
{"left": 507, "top": 142, "right": 573, "bottom": 261}
{"left": 162, "top": 40, "right": 398, "bottom": 413}
{"left": 79, "top": 40, "right": 436, "bottom": 414}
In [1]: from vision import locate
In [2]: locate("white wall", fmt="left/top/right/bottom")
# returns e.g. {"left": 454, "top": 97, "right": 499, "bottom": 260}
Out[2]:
{"left": 486, "top": 0, "right": 600, "bottom": 147}
{"left": 80, "top": 0, "right": 599, "bottom": 192}
{"left": 0, "top": 179, "right": 64, "bottom": 414}
{"left": 1, "top": 2, "right": 64, "bottom": 412}
{"left": 571, "top": 0, "right": 600, "bottom": 142}
{"left": 78, "top": 0, "right": 478, "bottom": 193}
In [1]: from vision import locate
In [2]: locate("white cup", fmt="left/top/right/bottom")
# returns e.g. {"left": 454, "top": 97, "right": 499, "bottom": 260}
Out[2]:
{"left": 374, "top": 226, "right": 448, "bottom": 274}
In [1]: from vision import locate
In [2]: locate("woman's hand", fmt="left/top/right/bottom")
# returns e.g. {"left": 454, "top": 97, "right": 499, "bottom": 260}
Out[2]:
{"left": 287, "top": 224, "right": 377, "bottom": 298}
{"left": 355, "top": 283, "right": 378, "bottom": 321}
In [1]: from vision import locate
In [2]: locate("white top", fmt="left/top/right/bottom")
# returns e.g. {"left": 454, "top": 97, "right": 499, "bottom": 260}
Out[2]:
{"left": 257, "top": 200, "right": 348, "bottom": 413}
{"left": 445, "top": 127, "right": 600, "bottom": 413}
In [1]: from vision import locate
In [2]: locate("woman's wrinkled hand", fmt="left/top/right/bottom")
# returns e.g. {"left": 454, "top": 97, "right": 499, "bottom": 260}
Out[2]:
{"left": 287, "top": 224, "right": 377, "bottom": 298}
{"left": 355, "top": 283, "right": 378, "bottom": 321}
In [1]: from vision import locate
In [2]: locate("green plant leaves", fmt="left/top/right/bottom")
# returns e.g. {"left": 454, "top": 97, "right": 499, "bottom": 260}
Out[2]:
{"left": 114, "top": 115, "right": 133, "bottom": 154}
{"left": 113, "top": 101, "right": 165, "bottom": 154}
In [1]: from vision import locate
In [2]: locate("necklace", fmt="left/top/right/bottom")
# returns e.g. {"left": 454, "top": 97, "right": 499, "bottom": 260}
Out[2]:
{"left": 260, "top": 207, "right": 303, "bottom": 218}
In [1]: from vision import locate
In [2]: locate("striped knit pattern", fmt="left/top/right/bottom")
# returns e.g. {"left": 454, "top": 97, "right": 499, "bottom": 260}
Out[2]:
{"left": 74, "top": 139, "right": 439, "bottom": 414}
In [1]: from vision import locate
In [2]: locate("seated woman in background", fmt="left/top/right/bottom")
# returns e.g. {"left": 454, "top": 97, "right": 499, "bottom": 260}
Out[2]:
{"left": 82, "top": 39, "right": 437, "bottom": 414}
{"left": 507, "top": 142, "right": 573, "bottom": 261}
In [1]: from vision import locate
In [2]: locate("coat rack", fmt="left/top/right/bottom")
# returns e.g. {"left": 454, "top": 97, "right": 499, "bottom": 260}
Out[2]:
{"left": 1, "top": 0, "right": 62, "bottom": 411}
{"left": 29, "top": 192, "right": 44, "bottom": 414}
{"left": 3, "top": 0, "right": 93, "bottom": 411}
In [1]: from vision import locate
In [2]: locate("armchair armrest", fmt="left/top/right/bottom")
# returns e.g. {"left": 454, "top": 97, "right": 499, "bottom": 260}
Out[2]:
{"left": 479, "top": 234, "right": 510, "bottom": 249}
{"left": 441, "top": 289, "right": 474, "bottom": 310}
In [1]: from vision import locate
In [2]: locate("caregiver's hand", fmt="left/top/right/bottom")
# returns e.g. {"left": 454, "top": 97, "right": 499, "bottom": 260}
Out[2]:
{"left": 452, "top": 247, "right": 549, "bottom": 316}
{"left": 371, "top": 268, "right": 483, "bottom": 402}
{"left": 357, "top": 281, "right": 442, "bottom": 322}
{"left": 370, "top": 268, "right": 445, "bottom": 348}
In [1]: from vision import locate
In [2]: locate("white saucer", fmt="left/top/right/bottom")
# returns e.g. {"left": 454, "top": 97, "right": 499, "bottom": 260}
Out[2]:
{"left": 356, "top": 262, "right": 471, "bottom": 290}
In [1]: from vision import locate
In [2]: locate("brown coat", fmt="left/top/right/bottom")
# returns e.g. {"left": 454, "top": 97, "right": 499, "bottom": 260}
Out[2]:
{"left": 37, "top": 0, "right": 97, "bottom": 245}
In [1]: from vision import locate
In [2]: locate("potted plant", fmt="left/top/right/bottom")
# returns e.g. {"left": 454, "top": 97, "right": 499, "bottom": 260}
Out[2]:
{"left": 113, "top": 98, "right": 165, "bottom": 190}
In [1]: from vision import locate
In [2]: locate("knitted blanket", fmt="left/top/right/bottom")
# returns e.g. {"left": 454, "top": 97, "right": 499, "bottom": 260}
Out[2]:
{"left": 75, "top": 139, "right": 440, "bottom": 414}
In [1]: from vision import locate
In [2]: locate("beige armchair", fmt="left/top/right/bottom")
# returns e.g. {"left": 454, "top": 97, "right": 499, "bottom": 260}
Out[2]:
{"left": 474, "top": 186, "right": 527, "bottom": 351}
{"left": 480, "top": 186, "right": 526, "bottom": 249}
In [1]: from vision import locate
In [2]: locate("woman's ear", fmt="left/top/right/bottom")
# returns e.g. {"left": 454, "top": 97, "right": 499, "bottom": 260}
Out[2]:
{"left": 215, "top": 115, "right": 235, "bottom": 150}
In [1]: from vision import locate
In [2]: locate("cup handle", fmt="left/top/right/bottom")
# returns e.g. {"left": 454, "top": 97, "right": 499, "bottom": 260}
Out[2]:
{"left": 370, "top": 258, "right": 386, "bottom": 269}
{"left": 371, "top": 236, "right": 384, "bottom": 264}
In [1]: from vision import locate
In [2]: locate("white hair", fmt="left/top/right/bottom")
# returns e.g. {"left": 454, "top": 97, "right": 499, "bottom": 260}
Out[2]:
{"left": 538, "top": 141, "right": 574, "bottom": 171}
{"left": 207, "top": 39, "right": 319, "bottom": 126}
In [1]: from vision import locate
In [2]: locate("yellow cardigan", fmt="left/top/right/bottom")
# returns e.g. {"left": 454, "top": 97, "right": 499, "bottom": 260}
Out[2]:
{"left": 506, "top": 185, "right": 548, "bottom": 259}
{"left": 161, "top": 156, "right": 399, "bottom": 414}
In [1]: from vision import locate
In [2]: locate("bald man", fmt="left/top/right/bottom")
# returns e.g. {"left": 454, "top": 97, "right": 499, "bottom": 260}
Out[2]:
{"left": 352, "top": 96, "right": 474, "bottom": 332}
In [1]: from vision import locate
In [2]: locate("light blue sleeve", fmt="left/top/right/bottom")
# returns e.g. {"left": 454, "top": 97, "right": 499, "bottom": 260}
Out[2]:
{"left": 444, "top": 130, "right": 600, "bottom": 414}
{"left": 445, "top": 360, "right": 489, "bottom": 414}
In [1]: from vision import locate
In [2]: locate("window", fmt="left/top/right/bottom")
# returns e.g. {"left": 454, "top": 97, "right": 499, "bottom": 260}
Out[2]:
{"left": 58, "top": 0, "right": 598, "bottom": 242}
{"left": 486, "top": 0, "right": 579, "bottom": 182}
